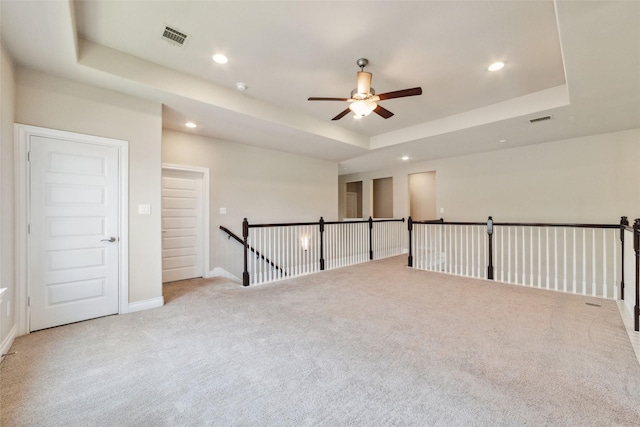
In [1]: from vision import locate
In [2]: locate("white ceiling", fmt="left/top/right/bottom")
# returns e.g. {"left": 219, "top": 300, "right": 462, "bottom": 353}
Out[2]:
{"left": 1, "top": 1, "right": 639, "bottom": 174}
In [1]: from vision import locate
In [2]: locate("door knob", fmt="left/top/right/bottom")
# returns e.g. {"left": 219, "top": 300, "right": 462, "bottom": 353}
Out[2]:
{"left": 101, "top": 237, "right": 117, "bottom": 242}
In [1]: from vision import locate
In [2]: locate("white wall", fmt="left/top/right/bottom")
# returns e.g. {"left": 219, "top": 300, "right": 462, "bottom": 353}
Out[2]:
{"left": 15, "top": 68, "right": 163, "bottom": 304}
{"left": 0, "top": 43, "right": 16, "bottom": 348}
{"left": 340, "top": 128, "right": 640, "bottom": 224}
{"left": 162, "top": 129, "right": 338, "bottom": 278}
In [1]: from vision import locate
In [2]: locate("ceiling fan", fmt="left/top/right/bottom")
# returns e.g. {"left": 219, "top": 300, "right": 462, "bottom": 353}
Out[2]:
{"left": 308, "top": 58, "right": 422, "bottom": 120}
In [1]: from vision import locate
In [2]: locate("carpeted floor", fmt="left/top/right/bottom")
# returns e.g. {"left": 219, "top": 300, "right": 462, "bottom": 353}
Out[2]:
{"left": 1, "top": 256, "right": 640, "bottom": 426}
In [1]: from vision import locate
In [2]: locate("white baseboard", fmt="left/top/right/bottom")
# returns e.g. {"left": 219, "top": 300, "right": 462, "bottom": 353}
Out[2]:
{"left": 208, "top": 267, "right": 241, "bottom": 283}
{"left": 0, "top": 324, "right": 17, "bottom": 363}
{"left": 127, "top": 296, "right": 164, "bottom": 313}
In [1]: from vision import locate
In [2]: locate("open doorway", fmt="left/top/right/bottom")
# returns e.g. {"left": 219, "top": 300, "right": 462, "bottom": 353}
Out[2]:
{"left": 345, "top": 181, "right": 363, "bottom": 219}
{"left": 409, "top": 171, "right": 437, "bottom": 220}
{"left": 373, "top": 177, "right": 393, "bottom": 219}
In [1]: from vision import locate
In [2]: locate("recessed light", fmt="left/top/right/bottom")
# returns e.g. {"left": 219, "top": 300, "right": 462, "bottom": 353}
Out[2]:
{"left": 185, "top": 122, "right": 197, "bottom": 128}
{"left": 488, "top": 61, "right": 505, "bottom": 72}
{"left": 236, "top": 82, "right": 248, "bottom": 91}
{"left": 498, "top": 139, "right": 507, "bottom": 143}
{"left": 212, "top": 54, "right": 228, "bottom": 64}
{"left": 401, "top": 156, "right": 410, "bottom": 161}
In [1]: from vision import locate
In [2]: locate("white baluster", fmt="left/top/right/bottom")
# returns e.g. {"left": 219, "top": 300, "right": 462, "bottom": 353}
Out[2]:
{"left": 563, "top": 228, "right": 567, "bottom": 292}
{"left": 452, "top": 226, "right": 457, "bottom": 275}
{"left": 592, "top": 229, "right": 596, "bottom": 297}
{"left": 423, "top": 224, "right": 427, "bottom": 270}
{"left": 345, "top": 224, "right": 349, "bottom": 266}
{"left": 254, "top": 228, "right": 259, "bottom": 284}
{"left": 483, "top": 227, "right": 488, "bottom": 279}
{"left": 612, "top": 229, "right": 618, "bottom": 300}
{"left": 602, "top": 229, "right": 607, "bottom": 298}
{"left": 444, "top": 225, "right": 449, "bottom": 273}
{"left": 462, "top": 225, "right": 469, "bottom": 276}
{"left": 340, "top": 223, "right": 344, "bottom": 266}
{"left": 307, "top": 225, "right": 311, "bottom": 274}
{"left": 268, "top": 227, "right": 273, "bottom": 282}
{"left": 328, "top": 224, "right": 333, "bottom": 270}
{"left": 582, "top": 228, "right": 587, "bottom": 295}
{"left": 296, "top": 226, "right": 301, "bottom": 277}
{"left": 426, "top": 224, "right": 430, "bottom": 270}
{"left": 537, "top": 228, "right": 542, "bottom": 288}
{"left": 256, "top": 228, "right": 262, "bottom": 284}
{"left": 267, "top": 227, "right": 271, "bottom": 282}
{"left": 572, "top": 228, "right": 577, "bottom": 294}
{"left": 471, "top": 226, "right": 475, "bottom": 277}
{"left": 546, "top": 228, "right": 550, "bottom": 289}
{"left": 522, "top": 227, "right": 527, "bottom": 285}
{"left": 287, "top": 226, "right": 292, "bottom": 275}
{"left": 274, "top": 227, "right": 279, "bottom": 280}
{"left": 514, "top": 227, "right": 518, "bottom": 284}
{"left": 336, "top": 223, "right": 340, "bottom": 267}
{"left": 529, "top": 227, "right": 533, "bottom": 286}
{"left": 554, "top": 228, "right": 558, "bottom": 291}
{"left": 500, "top": 227, "right": 505, "bottom": 282}
{"left": 304, "top": 226, "right": 309, "bottom": 274}
{"left": 507, "top": 227, "right": 512, "bottom": 283}
{"left": 325, "top": 225, "right": 330, "bottom": 270}
{"left": 308, "top": 225, "right": 312, "bottom": 274}
{"left": 529, "top": 227, "right": 535, "bottom": 286}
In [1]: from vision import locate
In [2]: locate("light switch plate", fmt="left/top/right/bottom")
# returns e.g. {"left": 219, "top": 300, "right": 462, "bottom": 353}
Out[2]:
{"left": 220, "top": 207, "right": 227, "bottom": 215}
{"left": 138, "top": 204, "right": 151, "bottom": 215}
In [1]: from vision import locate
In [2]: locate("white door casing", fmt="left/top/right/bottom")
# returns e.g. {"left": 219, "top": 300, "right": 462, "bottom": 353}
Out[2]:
{"left": 15, "top": 125, "right": 129, "bottom": 335}
{"left": 161, "top": 164, "right": 210, "bottom": 282}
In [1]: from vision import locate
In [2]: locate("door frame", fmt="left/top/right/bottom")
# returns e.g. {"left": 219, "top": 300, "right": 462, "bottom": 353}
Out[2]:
{"left": 15, "top": 124, "right": 129, "bottom": 335}
{"left": 161, "top": 163, "right": 210, "bottom": 280}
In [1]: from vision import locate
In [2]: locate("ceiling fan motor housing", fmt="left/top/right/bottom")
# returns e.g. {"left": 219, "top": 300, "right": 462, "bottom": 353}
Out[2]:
{"left": 351, "top": 87, "right": 375, "bottom": 100}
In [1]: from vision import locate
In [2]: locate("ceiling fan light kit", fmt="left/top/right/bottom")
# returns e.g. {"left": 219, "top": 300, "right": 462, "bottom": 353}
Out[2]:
{"left": 308, "top": 58, "right": 422, "bottom": 120}
{"left": 349, "top": 99, "right": 377, "bottom": 117}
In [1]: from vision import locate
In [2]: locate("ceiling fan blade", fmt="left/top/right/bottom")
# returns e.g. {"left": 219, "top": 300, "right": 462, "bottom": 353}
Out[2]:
{"left": 377, "top": 87, "right": 422, "bottom": 101}
{"left": 357, "top": 71, "right": 372, "bottom": 95}
{"left": 374, "top": 104, "right": 394, "bottom": 119}
{"left": 308, "top": 97, "right": 350, "bottom": 101}
{"left": 332, "top": 108, "right": 352, "bottom": 121}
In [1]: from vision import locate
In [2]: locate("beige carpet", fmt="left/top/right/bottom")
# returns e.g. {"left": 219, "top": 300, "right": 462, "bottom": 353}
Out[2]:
{"left": 2, "top": 256, "right": 640, "bottom": 426}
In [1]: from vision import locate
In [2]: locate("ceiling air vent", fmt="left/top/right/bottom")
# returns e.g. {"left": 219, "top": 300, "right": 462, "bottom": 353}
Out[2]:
{"left": 161, "top": 25, "right": 191, "bottom": 47}
{"left": 529, "top": 115, "right": 553, "bottom": 124}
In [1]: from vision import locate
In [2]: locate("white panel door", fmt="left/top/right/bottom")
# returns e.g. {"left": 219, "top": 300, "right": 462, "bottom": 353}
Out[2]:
{"left": 29, "top": 136, "right": 120, "bottom": 331}
{"left": 162, "top": 170, "right": 203, "bottom": 282}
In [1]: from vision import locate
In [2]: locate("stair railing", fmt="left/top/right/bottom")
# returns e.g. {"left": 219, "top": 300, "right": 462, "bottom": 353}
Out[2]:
{"left": 219, "top": 225, "right": 285, "bottom": 278}
{"left": 241, "top": 217, "right": 405, "bottom": 286}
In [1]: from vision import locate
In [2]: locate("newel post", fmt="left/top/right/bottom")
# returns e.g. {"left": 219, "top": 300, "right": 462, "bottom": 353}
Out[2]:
{"left": 487, "top": 216, "right": 494, "bottom": 280}
{"left": 620, "top": 216, "right": 629, "bottom": 300}
{"left": 407, "top": 216, "right": 413, "bottom": 267}
{"left": 368, "top": 216, "right": 374, "bottom": 260}
{"left": 242, "top": 218, "right": 250, "bottom": 287}
{"left": 319, "top": 217, "right": 325, "bottom": 271}
{"left": 634, "top": 218, "right": 640, "bottom": 332}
